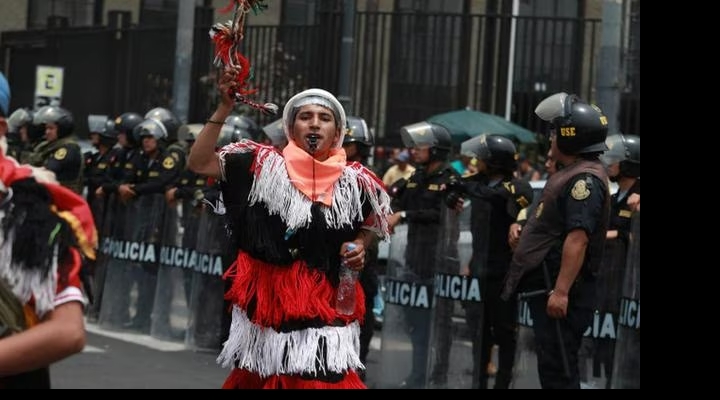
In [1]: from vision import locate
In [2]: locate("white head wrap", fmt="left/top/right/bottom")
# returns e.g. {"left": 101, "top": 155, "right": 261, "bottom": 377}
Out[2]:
{"left": 282, "top": 88, "right": 347, "bottom": 149}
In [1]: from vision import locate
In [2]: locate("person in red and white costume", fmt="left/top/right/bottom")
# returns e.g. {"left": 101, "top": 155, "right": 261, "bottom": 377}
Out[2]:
{"left": 188, "top": 67, "right": 392, "bottom": 389}
{"left": 0, "top": 71, "right": 97, "bottom": 389}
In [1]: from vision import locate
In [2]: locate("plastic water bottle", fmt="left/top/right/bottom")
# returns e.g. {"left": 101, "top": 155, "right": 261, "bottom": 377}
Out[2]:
{"left": 336, "top": 243, "right": 358, "bottom": 315}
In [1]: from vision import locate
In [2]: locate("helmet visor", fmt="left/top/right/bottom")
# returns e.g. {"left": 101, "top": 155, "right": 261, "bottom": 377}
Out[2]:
{"left": 178, "top": 124, "right": 204, "bottom": 142}
{"left": 262, "top": 119, "right": 286, "bottom": 145}
{"left": 400, "top": 121, "right": 437, "bottom": 149}
{"left": 134, "top": 119, "right": 167, "bottom": 140}
{"left": 7, "top": 109, "right": 32, "bottom": 133}
{"left": 460, "top": 134, "right": 491, "bottom": 160}
{"left": 599, "top": 133, "right": 627, "bottom": 166}
{"left": 535, "top": 92, "right": 569, "bottom": 122}
{"left": 88, "top": 115, "right": 109, "bottom": 134}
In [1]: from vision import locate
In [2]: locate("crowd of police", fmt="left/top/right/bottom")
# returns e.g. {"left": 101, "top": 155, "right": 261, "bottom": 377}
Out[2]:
{"left": 3, "top": 97, "right": 639, "bottom": 388}
{"left": 374, "top": 96, "right": 640, "bottom": 389}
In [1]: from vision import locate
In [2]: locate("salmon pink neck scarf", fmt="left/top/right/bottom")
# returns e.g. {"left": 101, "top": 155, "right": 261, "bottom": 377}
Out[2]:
{"left": 282, "top": 140, "right": 346, "bottom": 206}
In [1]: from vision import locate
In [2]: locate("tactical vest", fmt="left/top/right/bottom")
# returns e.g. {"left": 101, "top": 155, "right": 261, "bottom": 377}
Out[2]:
{"left": 502, "top": 159, "right": 610, "bottom": 298}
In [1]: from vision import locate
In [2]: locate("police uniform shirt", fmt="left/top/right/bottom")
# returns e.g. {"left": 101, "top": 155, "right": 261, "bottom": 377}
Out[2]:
{"left": 45, "top": 141, "right": 83, "bottom": 183}
{"left": 85, "top": 147, "right": 123, "bottom": 200}
{"left": 464, "top": 177, "right": 533, "bottom": 278}
{"left": 396, "top": 164, "right": 459, "bottom": 279}
{"left": 609, "top": 179, "right": 640, "bottom": 244}
{"left": 129, "top": 149, "right": 181, "bottom": 195}
{"left": 101, "top": 146, "right": 140, "bottom": 194}
{"left": 173, "top": 168, "right": 209, "bottom": 200}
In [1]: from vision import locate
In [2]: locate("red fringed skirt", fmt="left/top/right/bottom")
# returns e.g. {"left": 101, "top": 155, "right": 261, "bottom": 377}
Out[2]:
{"left": 219, "top": 252, "right": 367, "bottom": 389}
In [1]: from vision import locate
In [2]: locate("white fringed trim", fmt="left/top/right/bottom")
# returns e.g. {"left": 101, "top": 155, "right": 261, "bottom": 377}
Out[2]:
{"left": 217, "top": 306, "right": 363, "bottom": 377}
{"left": 219, "top": 143, "right": 391, "bottom": 237}
{"left": 0, "top": 214, "right": 59, "bottom": 319}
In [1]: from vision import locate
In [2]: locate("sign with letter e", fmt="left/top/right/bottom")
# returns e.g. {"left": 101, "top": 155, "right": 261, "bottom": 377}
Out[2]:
{"left": 35, "top": 65, "right": 65, "bottom": 108}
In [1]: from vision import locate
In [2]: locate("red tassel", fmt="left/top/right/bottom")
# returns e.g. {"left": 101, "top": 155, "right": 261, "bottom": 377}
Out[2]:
{"left": 225, "top": 252, "right": 366, "bottom": 329}
{"left": 210, "top": 1, "right": 277, "bottom": 115}
{"left": 222, "top": 368, "right": 367, "bottom": 389}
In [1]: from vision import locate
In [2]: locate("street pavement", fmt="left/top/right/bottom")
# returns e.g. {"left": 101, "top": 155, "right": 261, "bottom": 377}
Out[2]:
{"left": 50, "top": 321, "right": 383, "bottom": 389}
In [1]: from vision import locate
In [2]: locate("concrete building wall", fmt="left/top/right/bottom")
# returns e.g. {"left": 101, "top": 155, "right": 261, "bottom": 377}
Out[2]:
{"left": 0, "top": 0, "right": 29, "bottom": 33}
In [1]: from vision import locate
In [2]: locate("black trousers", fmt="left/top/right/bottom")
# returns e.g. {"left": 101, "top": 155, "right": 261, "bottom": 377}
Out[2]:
{"left": 527, "top": 283, "right": 595, "bottom": 389}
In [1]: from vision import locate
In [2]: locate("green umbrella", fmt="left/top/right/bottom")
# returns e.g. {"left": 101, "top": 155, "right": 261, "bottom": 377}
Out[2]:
{"left": 427, "top": 109, "right": 537, "bottom": 144}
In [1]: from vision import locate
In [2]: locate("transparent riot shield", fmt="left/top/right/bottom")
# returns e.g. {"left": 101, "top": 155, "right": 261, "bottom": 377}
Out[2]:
{"left": 426, "top": 202, "right": 480, "bottom": 389}
{"left": 579, "top": 226, "right": 629, "bottom": 389}
{"left": 610, "top": 212, "right": 640, "bottom": 389}
{"left": 98, "top": 196, "right": 136, "bottom": 329}
{"left": 99, "top": 194, "right": 164, "bottom": 333}
{"left": 87, "top": 193, "right": 117, "bottom": 321}
{"left": 150, "top": 199, "right": 188, "bottom": 341}
{"left": 512, "top": 298, "right": 541, "bottom": 388}
{"left": 186, "top": 202, "right": 233, "bottom": 351}
{"left": 377, "top": 218, "right": 436, "bottom": 389}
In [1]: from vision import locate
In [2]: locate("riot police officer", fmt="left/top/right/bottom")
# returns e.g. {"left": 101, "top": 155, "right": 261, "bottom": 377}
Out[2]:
{"left": 97, "top": 112, "right": 145, "bottom": 199}
{"left": 30, "top": 106, "right": 84, "bottom": 194}
{"left": 387, "top": 121, "right": 459, "bottom": 388}
{"left": 122, "top": 117, "right": 182, "bottom": 332}
{"left": 502, "top": 92, "right": 611, "bottom": 389}
{"left": 84, "top": 116, "right": 123, "bottom": 320}
{"left": 145, "top": 107, "right": 184, "bottom": 171}
{"left": 85, "top": 116, "right": 122, "bottom": 216}
{"left": 582, "top": 133, "right": 640, "bottom": 388}
{"left": 5, "top": 107, "right": 39, "bottom": 161}
{"left": 224, "top": 114, "right": 260, "bottom": 142}
{"left": 342, "top": 116, "right": 380, "bottom": 380}
{"left": 445, "top": 134, "right": 533, "bottom": 389}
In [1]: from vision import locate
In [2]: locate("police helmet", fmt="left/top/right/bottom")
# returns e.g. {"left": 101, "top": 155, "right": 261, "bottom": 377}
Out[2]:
{"left": 224, "top": 114, "right": 258, "bottom": 141}
{"left": 460, "top": 133, "right": 517, "bottom": 174}
{"left": 535, "top": 92, "right": 608, "bottom": 155}
{"left": 344, "top": 116, "right": 373, "bottom": 158}
{"left": 87, "top": 114, "right": 118, "bottom": 145}
{"left": 262, "top": 119, "right": 288, "bottom": 149}
{"left": 114, "top": 112, "right": 143, "bottom": 134}
{"left": 619, "top": 134, "right": 640, "bottom": 178}
{"left": 178, "top": 123, "right": 203, "bottom": 143}
{"left": 133, "top": 118, "right": 168, "bottom": 141}
{"left": 218, "top": 124, "right": 239, "bottom": 147}
{"left": 145, "top": 107, "right": 180, "bottom": 141}
{"left": 400, "top": 121, "right": 453, "bottom": 161}
{"left": 7, "top": 108, "right": 34, "bottom": 134}
{"left": 33, "top": 105, "right": 74, "bottom": 137}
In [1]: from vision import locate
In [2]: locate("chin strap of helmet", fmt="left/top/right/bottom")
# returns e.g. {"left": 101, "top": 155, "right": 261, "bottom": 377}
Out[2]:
{"left": 210, "top": 0, "right": 278, "bottom": 116}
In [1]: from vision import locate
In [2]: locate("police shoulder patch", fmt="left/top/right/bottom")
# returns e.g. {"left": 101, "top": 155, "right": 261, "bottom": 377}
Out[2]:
{"left": 54, "top": 147, "right": 68, "bottom": 160}
{"left": 503, "top": 181, "right": 516, "bottom": 194}
{"left": 571, "top": 179, "right": 590, "bottom": 200}
{"left": 162, "top": 156, "right": 176, "bottom": 169}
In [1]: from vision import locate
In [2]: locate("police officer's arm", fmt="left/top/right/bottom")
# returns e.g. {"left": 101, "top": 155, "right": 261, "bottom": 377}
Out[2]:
{"left": 82, "top": 152, "right": 95, "bottom": 188}
{"left": 187, "top": 66, "right": 237, "bottom": 179}
{"left": 547, "top": 175, "right": 606, "bottom": 319}
{"left": 99, "top": 150, "right": 125, "bottom": 194}
{"left": 509, "top": 206, "right": 530, "bottom": 250}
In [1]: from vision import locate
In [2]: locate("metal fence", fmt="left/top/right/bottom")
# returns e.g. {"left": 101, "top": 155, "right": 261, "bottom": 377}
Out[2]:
{"left": 0, "top": 8, "right": 639, "bottom": 144}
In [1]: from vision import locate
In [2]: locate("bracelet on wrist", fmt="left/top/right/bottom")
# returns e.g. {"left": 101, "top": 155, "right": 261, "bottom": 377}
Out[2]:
{"left": 206, "top": 119, "right": 224, "bottom": 125}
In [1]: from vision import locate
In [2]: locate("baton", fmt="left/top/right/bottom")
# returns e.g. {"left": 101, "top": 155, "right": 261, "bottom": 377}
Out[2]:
{"left": 517, "top": 288, "right": 548, "bottom": 300}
